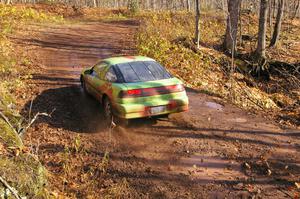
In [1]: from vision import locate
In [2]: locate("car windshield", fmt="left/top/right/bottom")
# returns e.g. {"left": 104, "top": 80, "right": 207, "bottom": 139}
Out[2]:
{"left": 115, "top": 61, "right": 172, "bottom": 83}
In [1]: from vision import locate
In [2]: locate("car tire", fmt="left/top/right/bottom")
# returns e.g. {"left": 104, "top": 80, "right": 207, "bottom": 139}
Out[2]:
{"left": 103, "top": 97, "right": 129, "bottom": 127}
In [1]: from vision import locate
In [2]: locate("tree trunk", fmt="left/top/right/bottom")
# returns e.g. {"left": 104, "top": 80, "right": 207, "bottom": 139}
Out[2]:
{"left": 187, "top": 0, "right": 191, "bottom": 11}
{"left": 268, "top": 0, "right": 273, "bottom": 28}
{"left": 223, "top": 0, "right": 242, "bottom": 54}
{"left": 292, "top": 0, "right": 300, "bottom": 19}
{"left": 272, "top": 0, "right": 276, "bottom": 18}
{"left": 195, "top": 0, "right": 200, "bottom": 48}
{"left": 152, "top": 0, "right": 155, "bottom": 9}
{"left": 222, "top": 0, "right": 226, "bottom": 11}
{"left": 255, "top": 0, "right": 268, "bottom": 59}
{"left": 270, "top": 0, "right": 284, "bottom": 47}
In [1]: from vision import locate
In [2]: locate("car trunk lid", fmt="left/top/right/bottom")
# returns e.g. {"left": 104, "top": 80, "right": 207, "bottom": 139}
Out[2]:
{"left": 118, "top": 78, "right": 185, "bottom": 104}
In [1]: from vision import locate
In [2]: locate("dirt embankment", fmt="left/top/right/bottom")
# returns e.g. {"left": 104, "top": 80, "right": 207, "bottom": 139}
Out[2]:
{"left": 13, "top": 19, "right": 300, "bottom": 198}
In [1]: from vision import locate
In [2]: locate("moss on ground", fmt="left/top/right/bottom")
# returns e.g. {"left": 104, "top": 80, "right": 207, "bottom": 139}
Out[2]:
{"left": 0, "top": 154, "right": 48, "bottom": 198}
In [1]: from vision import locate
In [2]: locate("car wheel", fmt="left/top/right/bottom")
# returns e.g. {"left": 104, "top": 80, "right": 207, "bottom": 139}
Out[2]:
{"left": 103, "top": 97, "right": 129, "bottom": 127}
{"left": 103, "top": 97, "right": 113, "bottom": 122}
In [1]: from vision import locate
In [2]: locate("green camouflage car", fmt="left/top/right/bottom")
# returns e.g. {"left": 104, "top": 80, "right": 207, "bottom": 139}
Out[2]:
{"left": 80, "top": 56, "right": 189, "bottom": 120}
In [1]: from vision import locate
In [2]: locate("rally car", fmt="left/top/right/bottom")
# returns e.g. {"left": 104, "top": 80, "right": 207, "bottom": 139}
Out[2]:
{"left": 80, "top": 56, "right": 189, "bottom": 120}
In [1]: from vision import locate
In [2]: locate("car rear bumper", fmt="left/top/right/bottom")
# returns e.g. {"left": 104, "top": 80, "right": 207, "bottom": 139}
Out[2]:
{"left": 113, "top": 97, "right": 189, "bottom": 119}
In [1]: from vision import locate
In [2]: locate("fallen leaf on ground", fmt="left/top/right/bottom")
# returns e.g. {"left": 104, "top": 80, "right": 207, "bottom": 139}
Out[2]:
{"left": 0, "top": 142, "right": 4, "bottom": 154}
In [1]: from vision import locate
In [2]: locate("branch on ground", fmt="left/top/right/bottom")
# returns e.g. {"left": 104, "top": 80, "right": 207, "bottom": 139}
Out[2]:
{"left": 19, "top": 109, "right": 55, "bottom": 137}
{"left": 0, "top": 111, "right": 23, "bottom": 146}
{"left": 0, "top": 176, "right": 23, "bottom": 199}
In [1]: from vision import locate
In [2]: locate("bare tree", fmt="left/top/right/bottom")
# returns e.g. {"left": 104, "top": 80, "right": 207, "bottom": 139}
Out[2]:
{"left": 292, "top": 0, "right": 300, "bottom": 19}
{"left": 223, "top": 0, "right": 242, "bottom": 54}
{"left": 195, "top": 0, "right": 200, "bottom": 48}
{"left": 268, "top": 0, "right": 273, "bottom": 28}
{"left": 187, "top": 0, "right": 191, "bottom": 11}
{"left": 255, "top": 0, "right": 268, "bottom": 59}
{"left": 270, "top": 0, "right": 284, "bottom": 47}
{"left": 7, "top": 0, "right": 300, "bottom": 17}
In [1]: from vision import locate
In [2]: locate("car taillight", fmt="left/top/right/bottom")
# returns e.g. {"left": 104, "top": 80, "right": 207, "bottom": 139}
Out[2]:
{"left": 119, "top": 89, "right": 142, "bottom": 98}
{"left": 127, "top": 89, "right": 142, "bottom": 95}
{"left": 119, "top": 84, "right": 185, "bottom": 98}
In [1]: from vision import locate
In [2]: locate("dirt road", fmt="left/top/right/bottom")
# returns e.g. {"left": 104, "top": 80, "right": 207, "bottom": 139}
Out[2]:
{"left": 16, "top": 20, "right": 300, "bottom": 198}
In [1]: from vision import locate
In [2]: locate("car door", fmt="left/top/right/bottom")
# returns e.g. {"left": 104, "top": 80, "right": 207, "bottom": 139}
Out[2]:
{"left": 85, "top": 62, "right": 108, "bottom": 100}
{"left": 103, "top": 66, "right": 119, "bottom": 101}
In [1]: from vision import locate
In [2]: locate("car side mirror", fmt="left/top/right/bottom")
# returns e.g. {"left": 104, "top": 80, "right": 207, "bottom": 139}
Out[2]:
{"left": 90, "top": 66, "right": 95, "bottom": 73}
{"left": 85, "top": 67, "right": 94, "bottom": 75}
{"left": 84, "top": 70, "right": 92, "bottom": 75}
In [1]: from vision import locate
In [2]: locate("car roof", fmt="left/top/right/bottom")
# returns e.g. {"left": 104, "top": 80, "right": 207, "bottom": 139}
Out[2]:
{"left": 103, "top": 56, "right": 155, "bottom": 65}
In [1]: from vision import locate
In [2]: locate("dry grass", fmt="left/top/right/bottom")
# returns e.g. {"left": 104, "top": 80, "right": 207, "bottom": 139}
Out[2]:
{"left": 104, "top": 178, "right": 139, "bottom": 199}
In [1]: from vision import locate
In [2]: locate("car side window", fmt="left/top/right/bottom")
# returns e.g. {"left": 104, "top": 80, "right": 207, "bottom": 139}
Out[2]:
{"left": 91, "top": 69, "right": 97, "bottom": 77}
{"left": 105, "top": 67, "right": 117, "bottom": 82}
{"left": 93, "top": 62, "right": 108, "bottom": 79}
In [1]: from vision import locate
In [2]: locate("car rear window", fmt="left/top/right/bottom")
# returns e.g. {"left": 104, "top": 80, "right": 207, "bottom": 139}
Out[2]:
{"left": 115, "top": 61, "right": 172, "bottom": 83}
